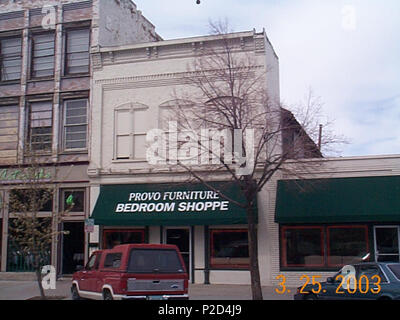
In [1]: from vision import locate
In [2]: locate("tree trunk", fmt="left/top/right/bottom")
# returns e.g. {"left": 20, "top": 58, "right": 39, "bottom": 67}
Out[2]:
{"left": 35, "top": 268, "right": 46, "bottom": 300}
{"left": 247, "top": 205, "right": 263, "bottom": 300}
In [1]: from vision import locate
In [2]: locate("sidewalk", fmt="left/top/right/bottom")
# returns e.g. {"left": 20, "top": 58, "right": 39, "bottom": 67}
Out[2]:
{"left": 0, "top": 280, "right": 295, "bottom": 300}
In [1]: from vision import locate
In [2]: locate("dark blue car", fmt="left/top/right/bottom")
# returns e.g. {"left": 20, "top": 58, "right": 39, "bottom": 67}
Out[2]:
{"left": 294, "top": 263, "right": 400, "bottom": 300}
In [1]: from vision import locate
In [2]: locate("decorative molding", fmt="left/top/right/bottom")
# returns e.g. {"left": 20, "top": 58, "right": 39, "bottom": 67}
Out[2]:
{"left": 95, "top": 65, "right": 263, "bottom": 87}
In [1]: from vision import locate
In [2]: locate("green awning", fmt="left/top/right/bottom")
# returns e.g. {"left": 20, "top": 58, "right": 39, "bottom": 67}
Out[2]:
{"left": 92, "top": 181, "right": 256, "bottom": 226}
{"left": 275, "top": 176, "right": 400, "bottom": 224}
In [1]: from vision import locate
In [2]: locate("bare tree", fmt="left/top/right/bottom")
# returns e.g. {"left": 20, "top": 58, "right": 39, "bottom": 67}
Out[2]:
{"left": 147, "top": 21, "right": 328, "bottom": 300}
{"left": 288, "top": 88, "right": 348, "bottom": 157}
{"left": 7, "top": 145, "right": 74, "bottom": 300}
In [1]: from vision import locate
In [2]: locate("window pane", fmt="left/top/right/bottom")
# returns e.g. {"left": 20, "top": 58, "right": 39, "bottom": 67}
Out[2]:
{"left": 65, "top": 29, "right": 90, "bottom": 74}
{"left": 116, "top": 110, "right": 131, "bottom": 135}
{"left": 64, "top": 100, "right": 87, "bottom": 150}
{"left": 328, "top": 226, "right": 368, "bottom": 266}
{"left": 32, "top": 34, "right": 54, "bottom": 78}
{"left": 282, "top": 227, "right": 324, "bottom": 267}
{"left": 1, "top": 38, "right": 22, "bottom": 81}
{"left": 127, "top": 249, "right": 184, "bottom": 274}
{"left": 116, "top": 135, "right": 130, "bottom": 159}
{"left": 30, "top": 102, "right": 52, "bottom": 151}
{"left": 210, "top": 230, "right": 249, "bottom": 269}
{"left": 103, "top": 230, "right": 144, "bottom": 249}
{"left": 388, "top": 264, "right": 400, "bottom": 280}
{"left": 63, "top": 190, "right": 85, "bottom": 212}
{"left": 104, "top": 253, "right": 122, "bottom": 268}
{"left": 7, "top": 218, "right": 51, "bottom": 272}
{"left": 133, "top": 134, "right": 146, "bottom": 159}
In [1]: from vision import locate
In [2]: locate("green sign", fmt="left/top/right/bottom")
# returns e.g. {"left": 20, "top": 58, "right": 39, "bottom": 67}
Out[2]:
{"left": 92, "top": 182, "right": 256, "bottom": 226}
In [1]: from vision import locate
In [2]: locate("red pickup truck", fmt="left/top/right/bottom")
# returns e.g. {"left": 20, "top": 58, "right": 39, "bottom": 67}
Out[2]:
{"left": 71, "top": 244, "right": 189, "bottom": 300}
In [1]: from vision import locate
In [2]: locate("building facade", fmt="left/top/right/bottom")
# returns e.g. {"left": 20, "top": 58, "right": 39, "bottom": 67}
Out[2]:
{"left": 0, "top": 0, "right": 159, "bottom": 276}
{"left": 88, "top": 30, "right": 282, "bottom": 284}
{"left": 88, "top": 28, "right": 400, "bottom": 287}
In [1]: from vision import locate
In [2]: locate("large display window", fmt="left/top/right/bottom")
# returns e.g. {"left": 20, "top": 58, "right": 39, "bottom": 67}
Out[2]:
{"left": 281, "top": 225, "right": 369, "bottom": 269}
{"left": 210, "top": 229, "right": 249, "bottom": 269}
{"left": 102, "top": 229, "right": 145, "bottom": 249}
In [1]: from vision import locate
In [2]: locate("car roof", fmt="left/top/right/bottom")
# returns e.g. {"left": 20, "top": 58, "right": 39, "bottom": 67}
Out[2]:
{"left": 105, "top": 243, "right": 179, "bottom": 252}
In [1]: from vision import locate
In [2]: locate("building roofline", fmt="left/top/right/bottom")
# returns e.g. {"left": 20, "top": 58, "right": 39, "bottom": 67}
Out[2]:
{"left": 97, "top": 30, "right": 265, "bottom": 52}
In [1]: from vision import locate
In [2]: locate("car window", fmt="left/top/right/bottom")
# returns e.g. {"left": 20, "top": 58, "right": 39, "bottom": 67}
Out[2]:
{"left": 357, "top": 265, "right": 388, "bottom": 283}
{"left": 387, "top": 264, "right": 400, "bottom": 280}
{"left": 85, "top": 254, "right": 97, "bottom": 270}
{"left": 127, "top": 249, "right": 184, "bottom": 274}
{"left": 104, "top": 253, "right": 122, "bottom": 269}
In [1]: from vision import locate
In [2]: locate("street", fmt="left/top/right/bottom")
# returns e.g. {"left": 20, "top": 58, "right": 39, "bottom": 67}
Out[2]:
{"left": 0, "top": 280, "right": 295, "bottom": 300}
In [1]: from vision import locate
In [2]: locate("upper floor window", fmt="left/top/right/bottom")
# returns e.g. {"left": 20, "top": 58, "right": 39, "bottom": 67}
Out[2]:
{"left": 63, "top": 99, "right": 88, "bottom": 151}
{"left": 0, "top": 105, "right": 19, "bottom": 161}
{"left": 31, "top": 33, "right": 55, "bottom": 78}
{"left": 114, "top": 103, "right": 148, "bottom": 160}
{"left": 65, "top": 28, "right": 90, "bottom": 75}
{"left": 0, "top": 37, "right": 22, "bottom": 81}
{"left": 29, "top": 101, "right": 53, "bottom": 152}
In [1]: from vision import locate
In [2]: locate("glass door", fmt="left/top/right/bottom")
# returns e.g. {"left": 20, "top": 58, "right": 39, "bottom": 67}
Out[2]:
{"left": 164, "top": 228, "right": 191, "bottom": 278}
{"left": 374, "top": 226, "right": 400, "bottom": 262}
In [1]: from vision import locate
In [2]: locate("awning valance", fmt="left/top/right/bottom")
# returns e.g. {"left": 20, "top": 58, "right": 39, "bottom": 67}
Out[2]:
{"left": 275, "top": 176, "right": 400, "bottom": 224}
{"left": 92, "top": 181, "right": 256, "bottom": 226}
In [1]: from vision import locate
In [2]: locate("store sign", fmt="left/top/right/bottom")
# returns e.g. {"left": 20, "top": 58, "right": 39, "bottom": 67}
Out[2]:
{"left": 0, "top": 168, "right": 52, "bottom": 183}
{"left": 115, "top": 190, "right": 230, "bottom": 214}
{"left": 92, "top": 182, "right": 256, "bottom": 226}
{"left": 85, "top": 219, "right": 95, "bottom": 233}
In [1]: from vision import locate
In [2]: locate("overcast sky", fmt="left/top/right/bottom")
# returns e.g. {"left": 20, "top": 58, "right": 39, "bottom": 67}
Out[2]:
{"left": 134, "top": 0, "right": 400, "bottom": 157}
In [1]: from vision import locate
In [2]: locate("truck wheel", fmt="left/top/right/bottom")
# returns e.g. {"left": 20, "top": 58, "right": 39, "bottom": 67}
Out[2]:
{"left": 71, "top": 285, "right": 81, "bottom": 300}
{"left": 103, "top": 290, "right": 113, "bottom": 300}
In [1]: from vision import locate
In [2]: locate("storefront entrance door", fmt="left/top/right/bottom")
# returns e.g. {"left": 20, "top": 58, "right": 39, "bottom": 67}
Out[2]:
{"left": 164, "top": 228, "right": 191, "bottom": 278}
{"left": 374, "top": 226, "right": 400, "bottom": 262}
{"left": 61, "top": 222, "right": 85, "bottom": 275}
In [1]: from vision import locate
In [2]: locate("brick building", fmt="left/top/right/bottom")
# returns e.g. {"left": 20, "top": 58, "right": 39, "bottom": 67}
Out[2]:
{"left": 0, "top": 0, "right": 159, "bottom": 276}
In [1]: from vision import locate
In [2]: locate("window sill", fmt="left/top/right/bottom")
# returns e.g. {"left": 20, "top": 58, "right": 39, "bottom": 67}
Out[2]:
{"left": 59, "top": 149, "right": 88, "bottom": 155}
{"left": 0, "top": 80, "right": 21, "bottom": 85}
{"left": 112, "top": 159, "right": 147, "bottom": 163}
{"left": 27, "top": 77, "right": 55, "bottom": 82}
{"left": 61, "top": 73, "right": 90, "bottom": 79}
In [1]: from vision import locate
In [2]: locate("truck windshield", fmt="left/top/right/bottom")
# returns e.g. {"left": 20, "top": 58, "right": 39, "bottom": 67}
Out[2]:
{"left": 127, "top": 249, "right": 185, "bottom": 274}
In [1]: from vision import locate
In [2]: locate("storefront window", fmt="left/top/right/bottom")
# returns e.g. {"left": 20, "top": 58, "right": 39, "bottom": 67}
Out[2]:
{"left": 7, "top": 218, "right": 51, "bottom": 272}
{"left": 281, "top": 225, "right": 370, "bottom": 269}
{"left": 62, "top": 189, "right": 85, "bottom": 213}
{"left": 327, "top": 226, "right": 369, "bottom": 267}
{"left": 9, "top": 189, "right": 53, "bottom": 213}
{"left": 281, "top": 227, "right": 324, "bottom": 268}
{"left": 103, "top": 229, "right": 145, "bottom": 249}
{"left": 210, "top": 229, "right": 249, "bottom": 269}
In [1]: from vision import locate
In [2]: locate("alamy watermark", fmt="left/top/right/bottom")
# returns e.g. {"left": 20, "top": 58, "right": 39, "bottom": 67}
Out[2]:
{"left": 146, "top": 122, "right": 255, "bottom": 176}
{"left": 41, "top": 265, "right": 56, "bottom": 290}
{"left": 341, "top": 5, "right": 357, "bottom": 31}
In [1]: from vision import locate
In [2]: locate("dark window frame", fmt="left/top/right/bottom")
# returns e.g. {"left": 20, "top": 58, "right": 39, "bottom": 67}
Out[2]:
{"left": 61, "top": 188, "right": 86, "bottom": 214}
{"left": 28, "top": 100, "right": 53, "bottom": 153}
{"left": 281, "top": 226, "right": 325, "bottom": 268}
{"left": 209, "top": 229, "right": 250, "bottom": 270}
{"left": 0, "top": 35, "right": 22, "bottom": 82}
{"left": 29, "top": 31, "right": 55, "bottom": 79}
{"left": 64, "top": 27, "right": 90, "bottom": 76}
{"left": 62, "top": 98, "right": 88, "bottom": 151}
{"left": 280, "top": 225, "right": 370, "bottom": 270}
